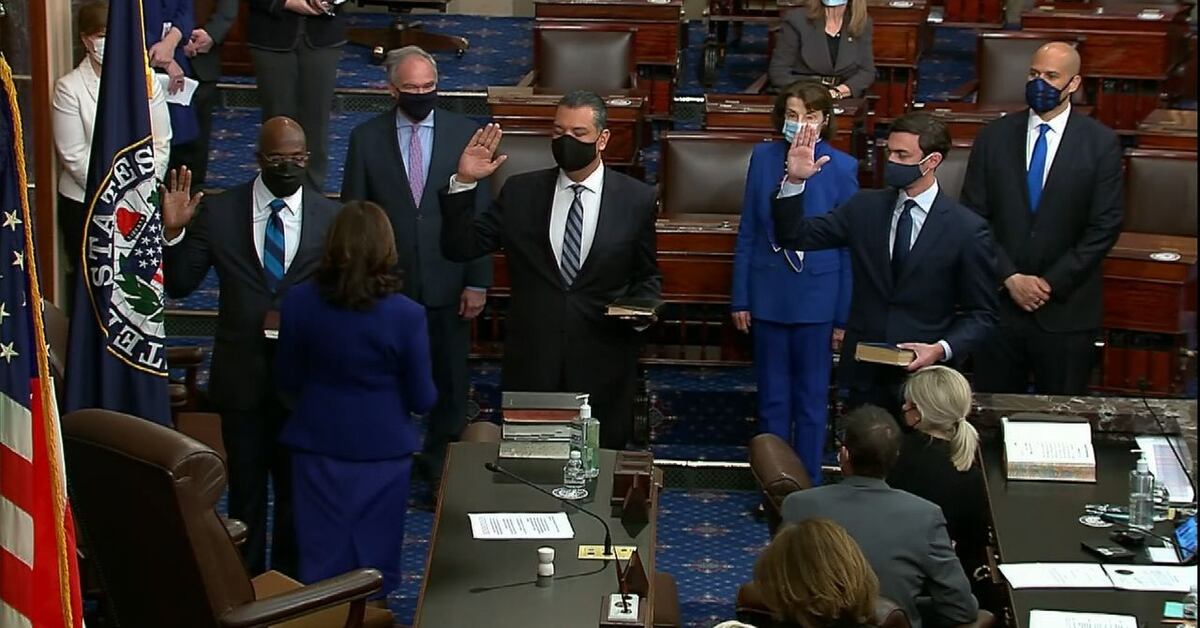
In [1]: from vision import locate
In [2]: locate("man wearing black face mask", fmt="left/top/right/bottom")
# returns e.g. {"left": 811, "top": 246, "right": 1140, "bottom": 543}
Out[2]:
{"left": 772, "top": 113, "right": 997, "bottom": 420}
{"left": 438, "top": 90, "right": 661, "bottom": 450}
{"left": 160, "top": 116, "right": 340, "bottom": 577}
{"left": 961, "top": 42, "right": 1122, "bottom": 396}
{"left": 341, "top": 46, "right": 491, "bottom": 492}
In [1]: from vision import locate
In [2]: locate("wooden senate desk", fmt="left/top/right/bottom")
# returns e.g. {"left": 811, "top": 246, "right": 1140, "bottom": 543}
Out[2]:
{"left": 1137, "top": 108, "right": 1198, "bottom": 151}
{"left": 703, "top": 95, "right": 869, "bottom": 161}
{"left": 1022, "top": 3, "right": 1193, "bottom": 131}
{"left": 414, "top": 443, "right": 660, "bottom": 627}
{"left": 488, "top": 87, "right": 647, "bottom": 168}
{"left": 983, "top": 442, "right": 1181, "bottom": 627}
{"left": 534, "top": 0, "right": 683, "bottom": 119}
{"left": 1100, "top": 232, "right": 1197, "bottom": 396}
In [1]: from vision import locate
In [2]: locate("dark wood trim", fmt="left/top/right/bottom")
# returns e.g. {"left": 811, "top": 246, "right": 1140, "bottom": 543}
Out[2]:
{"left": 29, "top": 0, "right": 56, "bottom": 299}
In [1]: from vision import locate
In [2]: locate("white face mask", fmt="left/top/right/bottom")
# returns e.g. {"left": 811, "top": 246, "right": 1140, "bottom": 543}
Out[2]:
{"left": 90, "top": 37, "right": 105, "bottom": 64}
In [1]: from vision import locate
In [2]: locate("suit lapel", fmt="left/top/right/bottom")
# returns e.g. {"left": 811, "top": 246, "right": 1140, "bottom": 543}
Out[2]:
{"left": 241, "top": 185, "right": 268, "bottom": 288}
{"left": 870, "top": 192, "right": 896, "bottom": 293}
{"left": 279, "top": 188, "right": 322, "bottom": 289}
{"left": 1034, "top": 110, "right": 1081, "bottom": 223}
{"left": 897, "top": 193, "right": 949, "bottom": 285}
{"left": 535, "top": 170, "right": 564, "bottom": 286}
{"left": 1011, "top": 111, "right": 1035, "bottom": 214}
{"left": 573, "top": 167, "right": 618, "bottom": 287}
{"left": 810, "top": 19, "right": 835, "bottom": 73}
{"left": 389, "top": 110, "right": 418, "bottom": 209}
{"left": 420, "top": 112, "right": 450, "bottom": 213}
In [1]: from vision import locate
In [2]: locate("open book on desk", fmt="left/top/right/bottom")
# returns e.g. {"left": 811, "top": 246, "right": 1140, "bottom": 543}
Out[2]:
{"left": 1002, "top": 414, "right": 1096, "bottom": 483}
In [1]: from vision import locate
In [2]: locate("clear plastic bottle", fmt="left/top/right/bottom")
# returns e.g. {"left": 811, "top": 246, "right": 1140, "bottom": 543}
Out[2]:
{"left": 557, "top": 450, "right": 588, "bottom": 500}
{"left": 1183, "top": 584, "right": 1197, "bottom": 620}
{"left": 578, "top": 395, "right": 600, "bottom": 478}
{"left": 1128, "top": 451, "right": 1155, "bottom": 531}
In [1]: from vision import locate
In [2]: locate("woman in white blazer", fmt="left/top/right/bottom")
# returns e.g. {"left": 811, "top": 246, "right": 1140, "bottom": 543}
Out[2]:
{"left": 53, "top": 0, "right": 172, "bottom": 302}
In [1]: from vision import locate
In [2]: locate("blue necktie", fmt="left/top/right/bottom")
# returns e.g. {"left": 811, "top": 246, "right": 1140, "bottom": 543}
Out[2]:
{"left": 560, "top": 184, "right": 585, "bottom": 285}
{"left": 1027, "top": 123, "right": 1050, "bottom": 213}
{"left": 892, "top": 199, "right": 916, "bottom": 280}
{"left": 263, "top": 198, "right": 286, "bottom": 291}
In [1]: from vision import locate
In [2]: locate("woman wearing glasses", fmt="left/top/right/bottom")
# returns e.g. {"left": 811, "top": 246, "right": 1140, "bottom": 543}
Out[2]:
{"left": 732, "top": 81, "right": 857, "bottom": 486}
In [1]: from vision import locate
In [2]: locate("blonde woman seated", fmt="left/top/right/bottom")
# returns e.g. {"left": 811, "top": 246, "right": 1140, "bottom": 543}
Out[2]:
{"left": 725, "top": 518, "right": 880, "bottom": 628}
{"left": 887, "top": 366, "right": 987, "bottom": 589}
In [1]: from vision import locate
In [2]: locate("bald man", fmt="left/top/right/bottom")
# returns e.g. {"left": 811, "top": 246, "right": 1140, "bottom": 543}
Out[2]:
{"left": 961, "top": 42, "right": 1122, "bottom": 395}
{"left": 160, "top": 116, "right": 341, "bottom": 576}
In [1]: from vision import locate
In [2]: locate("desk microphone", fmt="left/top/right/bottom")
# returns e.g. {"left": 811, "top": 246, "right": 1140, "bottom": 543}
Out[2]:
{"left": 484, "top": 461, "right": 614, "bottom": 558}
{"left": 1097, "top": 513, "right": 1196, "bottom": 565}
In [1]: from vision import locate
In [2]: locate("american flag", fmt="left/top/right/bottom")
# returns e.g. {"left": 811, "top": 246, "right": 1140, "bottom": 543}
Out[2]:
{"left": 0, "top": 57, "right": 84, "bottom": 628}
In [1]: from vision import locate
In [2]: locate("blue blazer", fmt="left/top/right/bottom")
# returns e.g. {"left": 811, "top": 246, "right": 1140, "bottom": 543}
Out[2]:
{"left": 732, "top": 139, "right": 855, "bottom": 325}
{"left": 276, "top": 282, "right": 438, "bottom": 461}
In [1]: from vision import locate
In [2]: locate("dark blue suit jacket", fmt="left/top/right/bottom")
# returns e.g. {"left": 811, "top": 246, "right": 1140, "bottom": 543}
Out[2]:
{"left": 276, "top": 282, "right": 437, "bottom": 461}
{"left": 732, "top": 139, "right": 853, "bottom": 325}
{"left": 772, "top": 183, "right": 998, "bottom": 390}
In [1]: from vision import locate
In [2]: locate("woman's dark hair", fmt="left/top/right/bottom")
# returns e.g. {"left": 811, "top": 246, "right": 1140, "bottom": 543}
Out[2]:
{"left": 316, "top": 201, "right": 403, "bottom": 310}
{"left": 771, "top": 80, "right": 838, "bottom": 141}
{"left": 78, "top": 1, "right": 108, "bottom": 37}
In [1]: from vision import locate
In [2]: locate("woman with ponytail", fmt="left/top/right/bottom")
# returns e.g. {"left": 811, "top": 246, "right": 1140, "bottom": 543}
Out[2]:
{"left": 887, "top": 365, "right": 989, "bottom": 605}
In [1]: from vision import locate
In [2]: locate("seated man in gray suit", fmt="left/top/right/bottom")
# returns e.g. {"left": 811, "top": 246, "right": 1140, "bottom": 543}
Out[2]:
{"left": 781, "top": 405, "right": 978, "bottom": 627}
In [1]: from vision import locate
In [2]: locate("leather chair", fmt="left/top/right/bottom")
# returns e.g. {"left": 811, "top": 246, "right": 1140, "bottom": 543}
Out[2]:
{"left": 747, "top": 433, "right": 812, "bottom": 535}
{"left": 660, "top": 132, "right": 772, "bottom": 219}
{"left": 459, "top": 420, "right": 502, "bottom": 443}
{"left": 935, "top": 140, "right": 976, "bottom": 203}
{"left": 520, "top": 25, "right": 638, "bottom": 92}
{"left": 62, "top": 408, "right": 393, "bottom": 628}
{"left": 491, "top": 129, "right": 557, "bottom": 200}
{"left": 945, "top": 32, "right": 1085, "bottom": 107}
{"left": 737, "top": 581, "right": 912, "bottom": 628}
{"left": 1123, "top": 148, "right": 1198, "bottom": 236}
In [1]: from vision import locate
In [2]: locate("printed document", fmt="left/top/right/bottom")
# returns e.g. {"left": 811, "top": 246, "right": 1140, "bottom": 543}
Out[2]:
{"left": 469, "top": 512, "right": 575, "bottom": 540}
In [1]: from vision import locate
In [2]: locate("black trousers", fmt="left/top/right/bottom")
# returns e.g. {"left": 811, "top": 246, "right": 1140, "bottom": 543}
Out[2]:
{"left": 973, "top": 311, "right": 1097, "bottom": 396}
{"left": 221, "top": 400, "right": 298, "bottom": 576}
{"left": 420, "top": 305, "right": 471, "bottom": 483}
{"left": 249, "top": 43, "right": 341, "bottom": 189}
{"left": 57, "top": 194, "right": 87, "bottom": 315}
{"left": 167, "top": 79, "right": 218, "bottom": 189}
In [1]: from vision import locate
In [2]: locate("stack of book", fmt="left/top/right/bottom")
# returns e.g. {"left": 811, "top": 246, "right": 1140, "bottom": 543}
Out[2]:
{"left": 497, "top": 391, "right": 582, "bottom": 460}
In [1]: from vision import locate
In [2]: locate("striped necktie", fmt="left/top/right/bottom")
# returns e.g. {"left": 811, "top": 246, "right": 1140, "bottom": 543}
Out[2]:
{"left": 263, "top": 198, "right": 286, "bottom": 291}
{"left": 560, "top": 184, "right": 585, "bottom": 285}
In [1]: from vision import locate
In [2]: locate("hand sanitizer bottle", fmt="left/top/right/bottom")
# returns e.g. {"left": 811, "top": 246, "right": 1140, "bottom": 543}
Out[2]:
{"left": 577, "top": 394, "right": 600, "bottom": 478}
{"left": 1128, "top": 450, "right": 1155, "bottom": 531}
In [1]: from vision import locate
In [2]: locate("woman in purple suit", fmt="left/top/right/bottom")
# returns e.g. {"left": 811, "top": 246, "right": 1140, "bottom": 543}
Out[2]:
{"left": 731, "top": 81, "right": 857, "bottom": 485}
{"left": 277, "top": 200, "right": 436, "bottom": 597}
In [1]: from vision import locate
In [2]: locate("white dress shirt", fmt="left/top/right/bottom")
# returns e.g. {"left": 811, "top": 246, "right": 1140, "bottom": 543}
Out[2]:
{"left": 1026, "top": 103, "right": 1071, "bottom": 188}
{"left": 448, "top": 164, "right": 606, "bottom": 267}
{"left": 52, "top": 59, "right": 173, "bottom": 203}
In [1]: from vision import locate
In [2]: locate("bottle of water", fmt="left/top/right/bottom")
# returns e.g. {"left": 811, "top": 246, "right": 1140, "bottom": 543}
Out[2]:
{"left": 1182, "top": 584, "right": 1197, "bottom": 620}
{"left": 579, "top": 396, "right": 600, "bottom": 478}
{"left": 556, "top": 450, "right": 588, "bottom": 500}
{"left": 1128, "top": 452, "right": 1155, "bottom": 531}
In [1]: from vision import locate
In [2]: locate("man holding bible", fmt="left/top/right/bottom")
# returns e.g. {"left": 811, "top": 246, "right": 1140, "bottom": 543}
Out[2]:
{"left": 438, "top": 91, "right": 661, "bottom": 450}
{"left": 772, "top": 112, "right": 997, "bottom": 419}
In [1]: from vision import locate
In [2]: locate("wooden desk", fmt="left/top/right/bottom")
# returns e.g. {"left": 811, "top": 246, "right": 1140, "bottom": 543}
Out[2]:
{"left": 1022, "top": 4, "right": 1193, "bottom": 130}
{"left": 1137, "top": 108, "right": 1198, "bottom": 150}
{"left": 703, "top": 94, "right": 869, "bottom": 160}
{"left": 414, "top": 443, "right": 659, "bottom": 627}
{"left": 941, "top": 0, "right": 1005, "bottom": 27}
{"left": 487, "top": 87, "right": 646, "bottom": 168}
{"left": 1100, "top": 232, "right": 1197, "bottom": 395}
{"left": 983, "top": 442, "right": 1181, "bottom": 627}
{"left": 913, "top": 103, "right": 1010, "bottom": 142}
{"left": 534, "top": 0, "right": 683, "bottom": 119}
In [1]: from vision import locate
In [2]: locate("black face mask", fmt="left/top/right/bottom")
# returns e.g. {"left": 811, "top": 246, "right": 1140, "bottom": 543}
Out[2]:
{"left": 261, "top": 161, "right": 306, "bottom": 197}
{"left": 883, "top": 154, "right": 934, "bottom": 190}
{"left": 551, "top": 134, "right": 598, "bottom": 173}
{"left": 396, "top": 91, "right": 437, "bottom": 122}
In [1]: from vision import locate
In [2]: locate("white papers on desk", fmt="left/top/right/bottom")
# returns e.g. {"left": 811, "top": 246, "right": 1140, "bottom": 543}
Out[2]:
{"left": 469, "top": 512, "right": 575, "bottom": 540}
{"left": 1135, "top": 435, "right": 1195, "bottom": 503}
{"left": 997, "top": 563, "right": 1113, "bottom": 589}
{"left": 155, "top": 74, "right": 199, "bottom": 106}
{"left": 1102, "top": 564, "right": 1198, "bottom": 592}
{"left": 1146, "top": 546, "right": 1181, "bottom": 564}
{"left": 1028, "top": 610, "right": 1136, "bottom": 628}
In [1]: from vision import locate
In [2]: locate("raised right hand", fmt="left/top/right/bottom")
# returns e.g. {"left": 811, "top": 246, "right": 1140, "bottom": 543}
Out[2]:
{"left": 160, "top": 167, "right": 203, "bottom": 240}
{"left": 732, "top": 311, "right": 751, "bottom": 333}
{"left": 456, "top": 123, "right": 508, "bottom": 184}
{"left": 784, "top": 121, "right": 830, "bottom": 184}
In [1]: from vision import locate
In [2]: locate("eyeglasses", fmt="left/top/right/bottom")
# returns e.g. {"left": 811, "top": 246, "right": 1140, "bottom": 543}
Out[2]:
{"left": 261, "top": 153, "right": 310, "bottom": 166}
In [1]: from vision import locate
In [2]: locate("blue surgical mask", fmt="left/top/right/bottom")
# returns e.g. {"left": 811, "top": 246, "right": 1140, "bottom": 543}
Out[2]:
{"left": 822, "top": 0, "right": 848, "bottom": 6}
{"left": 782, "top": 120, "right": 800, "bottom": 143}
{"left": 883, "top": 153, "right": 935, "bottom": 190}
{"left": 1025, "top": 76, "right": 1070, "bottom": 115}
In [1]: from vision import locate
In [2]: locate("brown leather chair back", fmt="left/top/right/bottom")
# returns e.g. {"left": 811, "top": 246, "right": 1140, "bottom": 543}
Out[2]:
{"left": 936, "top": 140, "right": 975, "bottom": 202}
{"left": 976, "top": 32, "right": 1084, "bottom": 107}
{"left": 492, "top": 129, "right": 557, "bottom": 200}
{"left": 661, "top": 132, "right": 771, "bottom": 217}
{"left": 63, "top": 409, "right": 252, "bottom": 627}
{"left": 747, "top": 433, "right": 813, "bottom": 535}
{"left": 874, "top": 597, "right": 912, "bottom": 628}
{"left": 460, "top": 420, "right": 502, "bottom": 443}
{"left": 534, "top": 25, "right": 635, "bottom": 92}
{"left": 1124, "top": 149, "right": 1198, "bottom": 236}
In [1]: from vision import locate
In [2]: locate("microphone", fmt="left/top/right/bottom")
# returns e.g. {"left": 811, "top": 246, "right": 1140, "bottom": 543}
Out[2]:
{"left": 484, "top": 461, "right": 614, "bottom": 558}
{"left": 1097, "top": 513, "right": 1195, "bottom": 564}
{"left": 1136, "top": 379, "right": 1196, "bottom": 503}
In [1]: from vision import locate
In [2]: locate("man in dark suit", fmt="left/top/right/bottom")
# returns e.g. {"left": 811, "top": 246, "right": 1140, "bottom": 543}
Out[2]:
{"left": 773, "top": 113, "right": 997, "bottom": 418}
{"left": 961, "top": 42, "right": 1123, "bottom": 395}
{"left": 438, "top": 91, "right": 661, "bottom": 449}
{"left": 341, "top": 46, "right": 491, "bottom": 487}
{"left": 160, "top": 117, "right": 340, "bottom": 576}
{"left": 178, "top": 0, "right": 238, "bottom": 189}
{"left": 246, "top": 0, "right": 344, "bottom": 188}
{"left": 781, "top": 405, "right": 979, "bottom": 627}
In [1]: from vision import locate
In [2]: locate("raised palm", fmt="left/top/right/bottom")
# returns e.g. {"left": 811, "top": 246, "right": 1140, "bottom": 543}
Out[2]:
{"left": 160, "top": 166, "right": 203, "bottom": 234}
{"left": 457, "top": 123, "right": 508, "bottom": 183}
{"left": 784, "top": 122, "right": 831, "bottom": 183}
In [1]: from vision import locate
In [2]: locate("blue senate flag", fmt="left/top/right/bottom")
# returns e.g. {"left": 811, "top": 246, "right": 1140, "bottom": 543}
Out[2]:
{"left": 64, "top": 0, "right": 171, "bottom": 425}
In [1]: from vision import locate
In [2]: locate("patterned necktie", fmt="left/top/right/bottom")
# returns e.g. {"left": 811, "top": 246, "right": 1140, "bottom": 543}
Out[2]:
{"left": 892, "top": 199, "right": 916, "bottom": 280}
{"left": 560, "top": 184, "right": 585, "bottom": 285}
{"left": 1027, "top": 123, "right": 1050, "bottom": 213}
{"left": 263, "top": 198, "right": 286, "bottom": 291}
{"left": 408, "top": 123, "right": 425, "bottom": 206}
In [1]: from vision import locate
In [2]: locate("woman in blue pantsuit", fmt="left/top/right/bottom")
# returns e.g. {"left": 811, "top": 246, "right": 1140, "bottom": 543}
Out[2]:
{"left": 731, "top": 81, "right": 857, "bottom": 485}
{"left": 277, "top": 200, "right": 437, "bottom": 597}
